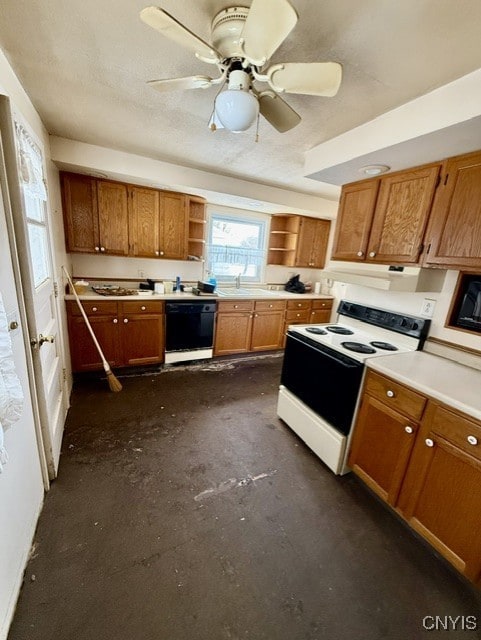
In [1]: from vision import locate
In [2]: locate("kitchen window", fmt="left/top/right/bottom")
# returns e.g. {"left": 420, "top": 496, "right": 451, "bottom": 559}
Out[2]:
{"left": 206, "top": 210, "right": 267, "bottom": 283}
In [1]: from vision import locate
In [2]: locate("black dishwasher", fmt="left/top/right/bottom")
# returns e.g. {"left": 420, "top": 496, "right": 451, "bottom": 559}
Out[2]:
{"left": 165, "top": 301, "right": 216, "bottom": 363}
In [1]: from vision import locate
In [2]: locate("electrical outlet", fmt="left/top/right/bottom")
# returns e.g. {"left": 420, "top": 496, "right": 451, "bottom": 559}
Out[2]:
{"left": 420, "top": 298, "right": 436, "bottom": 317}
{"left": 138, "top": 269, "right": 145, "bottom": 278}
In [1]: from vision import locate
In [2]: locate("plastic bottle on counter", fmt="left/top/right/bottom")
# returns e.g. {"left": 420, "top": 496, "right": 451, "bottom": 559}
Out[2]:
{"left": 175, "top": 276, "right": 181, "bottom": 292}
{"left": 207, "top": 272, "right": 217, "bottom": 289}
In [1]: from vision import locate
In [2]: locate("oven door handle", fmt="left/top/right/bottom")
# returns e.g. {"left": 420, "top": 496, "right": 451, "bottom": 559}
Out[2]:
{"left": 286, "top": 332, "right": 362, "bottom": 369}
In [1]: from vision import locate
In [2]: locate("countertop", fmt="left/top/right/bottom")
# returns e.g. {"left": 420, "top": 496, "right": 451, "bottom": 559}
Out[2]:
{"left": 65, "top": 291, "right": 334, "bottom": 302}
{"left": 367, "top": 351, "right": 481, "bottom": 422}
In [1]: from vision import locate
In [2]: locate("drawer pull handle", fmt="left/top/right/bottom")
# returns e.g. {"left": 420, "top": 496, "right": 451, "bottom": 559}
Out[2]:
{"left": 124, "top": 318, "right": 129, "bottom": 323}
{"left": 357, "top": 251, "right": 364, "bottom": 257}
{"left": 467, "top": 435, "right": 478, "bottom": 446}
{"left": 95, "top": 246, "right": 100, "bottom": 252}
{"left": 92, "top": 307, "right": 98, "bottom": 312}
{"left": 425, "top": 438, "right": 434, "bottom": 447}
{"left": 404, "top": 426, "right": 413, "bottom": 434}
{"left": 386, "top": 390, "right": 395, "bottom": 398}
{"left": 100, "top": 246, "right": 106, "bottom": 252}
{"left": 269, "top": 304, "right": 273, "bottom": 308}
{"left": 369, "top": 251, "right": 376, "bottom": 257}
{"left": 113, "top": 319, "right": 118, "bottom": 324}
{"left": 234, "top": 305, "right": 238, "bottom": 309}
{"left": 141, "top": 306, "right": 146, "bottom": 310}
{"left": 297, "top": 303, "right": 302, "bottom": 307}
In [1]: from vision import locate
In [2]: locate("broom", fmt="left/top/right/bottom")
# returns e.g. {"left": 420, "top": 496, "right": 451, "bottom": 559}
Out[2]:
{"left": 62, "top": 266, "right": 122, "bottom": 393}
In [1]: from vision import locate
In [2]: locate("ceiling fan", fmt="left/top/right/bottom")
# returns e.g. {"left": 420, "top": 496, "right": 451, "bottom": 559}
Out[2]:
{"left": 140, "top": 0, "right": 342, "bottom": 134}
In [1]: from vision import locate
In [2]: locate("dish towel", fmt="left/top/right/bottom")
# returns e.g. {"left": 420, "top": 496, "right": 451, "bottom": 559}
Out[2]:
{"left": 0, "top": 291, "right": 24, "bottom": 472}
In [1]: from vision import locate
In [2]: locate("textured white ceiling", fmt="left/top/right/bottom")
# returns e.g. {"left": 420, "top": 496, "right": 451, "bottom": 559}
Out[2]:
{"left": 1, "top": 0, "right": 481, "bottom": 199}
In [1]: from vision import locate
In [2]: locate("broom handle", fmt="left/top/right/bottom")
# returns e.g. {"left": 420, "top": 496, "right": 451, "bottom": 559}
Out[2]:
{"left": 62, "top": 266, "right": 111, "bottom": 372}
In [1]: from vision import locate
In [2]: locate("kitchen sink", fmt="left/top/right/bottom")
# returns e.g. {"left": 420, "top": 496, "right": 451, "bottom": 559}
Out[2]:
{"left": 216, "top": 288, "right": 281, "bottom": 297}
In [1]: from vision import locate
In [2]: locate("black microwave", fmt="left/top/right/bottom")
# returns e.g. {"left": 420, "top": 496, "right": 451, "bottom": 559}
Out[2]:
{"left": 453, "top": 275, "right": 481, "bottom": 333}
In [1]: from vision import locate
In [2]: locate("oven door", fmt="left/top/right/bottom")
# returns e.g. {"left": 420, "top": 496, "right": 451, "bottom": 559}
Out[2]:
{"left": 280, "top": 332, "right": 364, "bottom": 436}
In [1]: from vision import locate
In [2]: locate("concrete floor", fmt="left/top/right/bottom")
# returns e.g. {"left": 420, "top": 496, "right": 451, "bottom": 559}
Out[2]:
{"left": 8, "top": 355, "right": 481, "bottom": 640}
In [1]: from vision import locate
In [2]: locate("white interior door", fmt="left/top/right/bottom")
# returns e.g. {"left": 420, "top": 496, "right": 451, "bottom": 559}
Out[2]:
{"left": 21, "top": 179, "right": 66, "bottom": 476}
{"left": 0, "top": 95, "right": 68, "bottom": 479}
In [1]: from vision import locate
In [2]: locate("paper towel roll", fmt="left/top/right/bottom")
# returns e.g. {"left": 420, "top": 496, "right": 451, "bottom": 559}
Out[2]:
{"left": 314, "top": 282, "right": 321, "bottom": 294}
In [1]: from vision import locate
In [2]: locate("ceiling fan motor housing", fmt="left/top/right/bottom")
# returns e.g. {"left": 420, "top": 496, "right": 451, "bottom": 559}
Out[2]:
{"left": 211, "top": 7, "right": 249, "bottom": 59}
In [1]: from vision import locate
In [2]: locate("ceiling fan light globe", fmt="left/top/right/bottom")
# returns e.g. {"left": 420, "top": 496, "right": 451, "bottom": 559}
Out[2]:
{"left": 215, "top": 90, "right": 259, "bottom": 132}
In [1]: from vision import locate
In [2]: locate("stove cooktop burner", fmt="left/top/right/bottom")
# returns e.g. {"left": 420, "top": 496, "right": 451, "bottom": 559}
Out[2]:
{"left": 370, "top": 341, "right": 398, "bottom": 351}
{"left": 326, "top": 326, "right": 354, "bottom": 335}
{"left": 305, "top": 327, "right": 328, "bottom": 335}
{"left": 341, "top": 341, "right": 377, "bottom": 354}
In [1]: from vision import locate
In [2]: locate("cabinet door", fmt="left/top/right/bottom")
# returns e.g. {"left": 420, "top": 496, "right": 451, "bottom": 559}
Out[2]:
{"left": 214, "top": 312, "right": 252, "bottom": 356}
{"left": 68, "top": 315, "right": 120, "bottom": 371}
{"left": 159, "top": 192, "right": 188, "bottom": 260}
{"left": 295, "top": 217, "right": 318, "bottom": 267}
{"left": 250, "top": 310, "right": 284, "bottom": 351}
{"left": 423, "top": 151, "right": 481, "bottom": 269}
{"left": 97, "top": 180, "right": 129, "bottom": 255}
{"left": 398, "top": 403, "right": 481, "bottom": 582}
{"left": 129, "top": 186, "right": 160, "bottom": 257}
{"left": 310, "top": 219, "right": 331, "bottom": 268}
{"left": 367, "top": 165, "right": 440, "bottom": 264}
{"left": 348, "top": 394, "right": 418, "bottom": 506}
{"left": 331, "top": 179, "right": 379, "bottom": 261}
{"left": 309, "top": 309, "right": 330, "bottom": 323}
{"left": 61, "top": 173, "right": 99, "bottom": 253}
{"left": 120, "top": 314, "right": 164, "bottom": 366}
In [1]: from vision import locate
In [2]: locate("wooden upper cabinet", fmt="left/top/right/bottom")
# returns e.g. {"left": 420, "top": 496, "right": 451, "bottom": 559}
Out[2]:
{"left": 332, "top": 164, "right": 440, "bottom": 265}
{"left": 423, "top": 151, "right": 481, "bottom": 269}
{"left": 367, "top": 164, "right": 440, "bottom": 264}
{"left": 129, "top": 186, "right": 160, "bottom": 257}
{"left": 61, "top": 173, "right": 99, "bottom": 253}
{"left": 295, "top": 217, "right": 331, "bottom": 268}
{"left": 96, "top": 180, "right": 129, "bottom": 255}
{"left": 159, "top": 191, "right": 188, "bottom": 260}
{"left": 331, "top": 179, "right": 379, "bottom": 261}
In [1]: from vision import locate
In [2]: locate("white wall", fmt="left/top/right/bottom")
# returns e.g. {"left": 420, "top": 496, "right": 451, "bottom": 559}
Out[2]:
{"left": 331, "top": 269, "right": 481, "bottom": 355}
{"left": 0, "top": 49, "right": 70, "bottom": 639}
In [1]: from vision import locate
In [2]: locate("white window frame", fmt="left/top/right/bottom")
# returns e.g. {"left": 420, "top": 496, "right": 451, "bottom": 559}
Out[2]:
{"left": 205, "top": 206, "right": 268, "bottom": 284}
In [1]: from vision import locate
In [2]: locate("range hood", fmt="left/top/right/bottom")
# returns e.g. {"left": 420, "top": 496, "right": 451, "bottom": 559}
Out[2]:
{"left": 320, "top": 263, "right": 447, "bottom": 292}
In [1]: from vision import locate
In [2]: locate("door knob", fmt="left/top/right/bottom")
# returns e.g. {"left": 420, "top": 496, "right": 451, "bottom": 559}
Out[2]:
{"left": 31, "top": 334, "right": 55, "bottom": 348}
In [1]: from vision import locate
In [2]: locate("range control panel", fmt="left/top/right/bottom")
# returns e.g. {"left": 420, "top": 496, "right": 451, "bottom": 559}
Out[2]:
{"left": 337, "top": 300, "right": 431, "bottom": 341}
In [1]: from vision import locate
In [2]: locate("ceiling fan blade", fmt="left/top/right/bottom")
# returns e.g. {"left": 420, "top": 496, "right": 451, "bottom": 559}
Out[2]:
{"left": 267, "top": 62, "right": 342, "bottom": 96}
{"left": 258, "top": 92, "right": 301, "bottom": 133}
{"left": 147, "top": 75, "right": 213, "bottom": 92}
{"left": 140, "top": 6, "right": 220, "bottom": 63}
{"left": 240, "top": 0, "right": 298, "bottom": 66}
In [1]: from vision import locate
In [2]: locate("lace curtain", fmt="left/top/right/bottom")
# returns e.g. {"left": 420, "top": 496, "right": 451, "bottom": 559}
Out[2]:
{"left": 15, "top": 122, "right": 47, "bottom": 201}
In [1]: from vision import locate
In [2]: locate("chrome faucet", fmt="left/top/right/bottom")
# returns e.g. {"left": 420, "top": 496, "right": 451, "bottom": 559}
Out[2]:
{"left": 235, "top": 273, "right": 241, "bottom": 289}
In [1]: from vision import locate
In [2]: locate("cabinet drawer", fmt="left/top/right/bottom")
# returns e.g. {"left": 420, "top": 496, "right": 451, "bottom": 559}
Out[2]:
{"left": 311, "top": 298, "right": 333, "bottom": 310}
{"left": 365, "top": 371, "right": 427, "bottom": 421}
{"left": 254, "top": 300, "right": 286, "bottom": 311}
{"left": 67, "top": 300, "right": 118, "bottom": 316}
{"left": 286, "top": 299, "right": 311, "bottom": 310}
{"left": 428, "top": 404, "right": 481, "bottom": 462}
{"left": 285, "top": 309, "right": 310, "bottom": 323}
{"left": 119, "top": 300, "right": 164, "bottom": 314}
{"left": 217, "top": 300, "right": 254, "bottom": 312}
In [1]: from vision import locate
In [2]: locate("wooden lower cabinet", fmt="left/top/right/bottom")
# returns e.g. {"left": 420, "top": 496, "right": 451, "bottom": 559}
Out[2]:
{"left": 67, "top": 300, "right": 164, "bottom": 371}
{"left": 349, "top": 370, "right": 481, "bottom": 584}
{"left": 68, "top": 313, "right": 121, "bottom": 371}
{"left": 214, "top": 299, "right": 285, "bottom": 356}
{"left": 214, "top": 309, "right": 253, "bottom": 356}
{"left": 348, "top": 393, "right": 419, "bottom": 506}
{"left": 397, "top": 403, "right": 481, "bottom": 583}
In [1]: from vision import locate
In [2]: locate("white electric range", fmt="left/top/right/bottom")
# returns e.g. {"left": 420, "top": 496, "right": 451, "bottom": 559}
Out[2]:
{"left": 277, "top": 300, "right": 431, "bottom": 474}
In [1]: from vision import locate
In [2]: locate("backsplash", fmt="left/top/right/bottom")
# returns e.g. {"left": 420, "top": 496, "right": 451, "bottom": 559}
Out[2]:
{"left": 70, "top": 254, "right": 327, "bottom": 288}
{"left": 329, "top": 270, "right": 481, "bottom": 368}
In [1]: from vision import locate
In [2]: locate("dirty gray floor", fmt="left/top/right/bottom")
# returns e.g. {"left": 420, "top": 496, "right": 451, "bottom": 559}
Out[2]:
{"left": 8, "top": 355, "right": 481, "bottom": 640}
